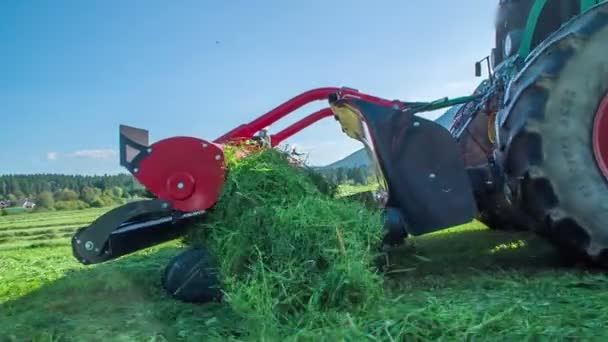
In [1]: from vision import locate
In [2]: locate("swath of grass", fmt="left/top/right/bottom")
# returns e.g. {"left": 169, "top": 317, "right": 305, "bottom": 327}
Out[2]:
{"left": 0, "top": 245, "right": 241, "bottom": 341}
{"left": 2, "top": 226, "right": 608, "bottom": 340}
{"left": 0, "top": 226, "right": 80, "bottom": 240}
{"left": 3, "top": 226, "right": 608, "bottom": 341}
{"left": 0, "top": 219, "right": 94, "bottom": 232}
{"left": 336, "top": 183, "right": 379, "bottom": 197}
{"left": 185, "top": 148, "right": 385, "bottom": 338}
{"left": 0, "top": 237, "right": 73, "bottom": 251}
{"left": 183, "top": 148, "right": 608, "bottom": 340}
{"left": 3, "top": 151, "right": 608, "bottom": 340}
{"left": 0, "top": 208, "right": 106, "bottom": 226}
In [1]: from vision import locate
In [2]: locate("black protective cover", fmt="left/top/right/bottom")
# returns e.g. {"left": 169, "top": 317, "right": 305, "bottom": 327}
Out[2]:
{"left": 72, "top": 199, "right": 205, "bottom": 264}
{"left": 346, "top": 98, "right": 478, "bottom": 235}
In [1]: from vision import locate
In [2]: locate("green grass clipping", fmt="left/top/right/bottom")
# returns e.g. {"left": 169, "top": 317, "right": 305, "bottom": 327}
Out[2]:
{"left": 184, "top": 147, "right": 384, "bottom": 334}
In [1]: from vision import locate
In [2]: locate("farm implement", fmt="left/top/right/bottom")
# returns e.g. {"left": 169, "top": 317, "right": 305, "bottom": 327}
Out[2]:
{"left": 73, "top": 1, "right": 608, "bottom": 300}
{"left": 71, "top": 87, "right": 478, "bottom": 265}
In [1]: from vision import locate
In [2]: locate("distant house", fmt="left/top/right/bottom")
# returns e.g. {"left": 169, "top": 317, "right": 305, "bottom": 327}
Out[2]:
{"left": 17, "top": 199, "right": 36, "bottom": 209}
{"left": 0, "top": 200, "right": 9, "bottom": 209}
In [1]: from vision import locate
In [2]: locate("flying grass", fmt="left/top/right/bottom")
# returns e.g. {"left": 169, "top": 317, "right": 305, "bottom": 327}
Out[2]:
{"left": 185, "top": 147, "right": 385, "bottom": 337}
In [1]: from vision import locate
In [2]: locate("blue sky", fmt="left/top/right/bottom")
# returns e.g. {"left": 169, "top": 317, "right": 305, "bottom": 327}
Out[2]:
{"left": 1, "top": 0, "right": 496, "bottom": 175}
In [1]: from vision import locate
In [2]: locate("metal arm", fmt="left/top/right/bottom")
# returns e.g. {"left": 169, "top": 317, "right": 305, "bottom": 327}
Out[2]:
{"left": 214, "top": 87, "right": 402, "bottom": 144}
{"left": 269, "top": 108, "right": 335, "bottom": 147}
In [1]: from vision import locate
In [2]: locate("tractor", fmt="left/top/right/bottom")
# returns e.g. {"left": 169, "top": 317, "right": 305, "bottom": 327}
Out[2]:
{"left": 72, "top": 1, "right": 608, "bottom": 301}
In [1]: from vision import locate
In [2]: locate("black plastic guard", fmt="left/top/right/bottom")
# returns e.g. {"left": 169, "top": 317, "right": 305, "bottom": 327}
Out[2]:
{"left": 72, "top": 200, "right": 205, "bottom": 264}
{"left": 119, "top": 124, "right": 151, "bottom": 174}
{"left": 347, "top": 99, "right": 477, "bottom": 235}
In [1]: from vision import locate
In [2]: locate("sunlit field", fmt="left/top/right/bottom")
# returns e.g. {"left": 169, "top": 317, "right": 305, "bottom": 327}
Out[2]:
{"left": 1, "top": 190, "right": 607, "bottom": 341}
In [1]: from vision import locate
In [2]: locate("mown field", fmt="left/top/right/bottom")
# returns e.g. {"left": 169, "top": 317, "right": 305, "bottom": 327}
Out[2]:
{"left": 1, "top": 198, "right": 608, "bottom": 341}
{"left": 0, "top": 208, "right": 111, "bottom": 251}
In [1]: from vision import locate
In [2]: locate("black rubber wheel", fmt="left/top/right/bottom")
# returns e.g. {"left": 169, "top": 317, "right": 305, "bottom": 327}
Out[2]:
{"left": 497, "top": 3, "right": 608, "bottom": 265}
{"left": 381, "top": 207, "right": 408, "bottom": 248}
{"left": 161, "top": 247, "right": 223, "bottom": 303}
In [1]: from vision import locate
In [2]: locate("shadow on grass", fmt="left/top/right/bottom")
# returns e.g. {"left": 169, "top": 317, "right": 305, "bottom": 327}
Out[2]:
{"left": 0, "top": 245, "right": 242, "bottom": 341}
{"left": 383, "top": 223, "right": 599, "bottom": 281}
{"left": 2, "top": 225, "right": 603, "bottom": 341}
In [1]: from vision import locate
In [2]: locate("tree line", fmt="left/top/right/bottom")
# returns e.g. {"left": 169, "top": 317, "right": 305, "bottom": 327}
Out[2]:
{"left": 0, "top": 165, "right": 374, "bottom": 213}
{"left": 0, "top": 174, "right": 146, "bottom": 211}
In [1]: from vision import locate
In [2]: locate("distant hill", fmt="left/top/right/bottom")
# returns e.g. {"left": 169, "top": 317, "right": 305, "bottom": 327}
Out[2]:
{"left": 319, "top": 148, "right": 370, "bottom": 170}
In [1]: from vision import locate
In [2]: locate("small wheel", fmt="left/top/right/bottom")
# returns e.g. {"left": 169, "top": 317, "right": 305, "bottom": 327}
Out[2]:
{"left": 381, "top": 206, "right": 408, "bottom": 249}
{"left": 161, "top": 247, "right": 223, "bottom": 303}
{"left": 374, "top": 207, "right": 408, "bottom": 273}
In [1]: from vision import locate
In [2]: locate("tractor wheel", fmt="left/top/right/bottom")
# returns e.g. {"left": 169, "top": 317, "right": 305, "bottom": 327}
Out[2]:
{"left": 497, "top": 3, "right": 608, "bottom": 265}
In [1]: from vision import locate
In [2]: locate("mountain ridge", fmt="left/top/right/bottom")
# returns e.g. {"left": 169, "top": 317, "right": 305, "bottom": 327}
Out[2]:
{"left": 317, "top": 148, "right": 369, "bottom": 169}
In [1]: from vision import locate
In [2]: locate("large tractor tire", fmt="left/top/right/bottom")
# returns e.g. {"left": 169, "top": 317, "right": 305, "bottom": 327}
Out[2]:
{"left": 497, "top": 3, "right": 608, "bottom": 264}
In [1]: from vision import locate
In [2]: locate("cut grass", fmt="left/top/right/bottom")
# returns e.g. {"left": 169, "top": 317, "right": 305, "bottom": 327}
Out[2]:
{"left": 0, "top": 207, "right": 109, "bottom": 224}
{"left": 2, "top": 225, "right": 608, "bottom": 341}
{"left": 0, "top": 218, "right": 96, "bottom": 231}
{"left": 1, "top": 152, "right": 608, "bottom": 340}
{"left": 0, "top": 208, "right": 111, "bottom": 250}
{"left": 185, "top": 148, "right": 385, "bottom": 335}
{"left": 0, "top": 225, "right": 82, "bottom": 240}
{"left": 336, "top": 183, "right": 379, "bottom": 197}
{"left": 0, "top": 237, "right": 73, "bottom": 251}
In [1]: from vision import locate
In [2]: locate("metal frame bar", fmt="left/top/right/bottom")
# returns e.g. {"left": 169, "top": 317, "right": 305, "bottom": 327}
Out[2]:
{"left": 213, "top": 87, "right": 402, "bottom": 144}
{"left": 269, "top": 108, "right": 335, "bottom": 147}
{"left": 212, "top": 86, "right": 478, "bottom": 148}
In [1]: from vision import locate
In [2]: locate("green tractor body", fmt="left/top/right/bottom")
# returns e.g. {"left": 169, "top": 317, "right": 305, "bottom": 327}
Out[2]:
{"left": 493, "top": 0, "right": 607, "bottom": 66}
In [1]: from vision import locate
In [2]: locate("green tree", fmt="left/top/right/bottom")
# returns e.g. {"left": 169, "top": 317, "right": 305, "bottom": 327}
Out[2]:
{"left": 54, "top": 200, "right": 90, "bottom": 211}
{"left": 90, "top": 198, "right": 106, "bottom": 208}
{"left": 109, "top": 186, "right": 123, "bottom": 198}
{"left": 54, "top": 189, "right": 79, "bottom": 201}
{"left": 0, "top": 174, "right": 143, "bottom": 203}
{"left": 81, "top": 186, "right": 102, "bottom": 204}
{"left": 36, "top": 191, "right": 55, "bottom": 209}
{"left": 13, "top": 190, "right": 25, "bottom": 200}
{"left": 336, "top": 167, "right": 346, "bottom": 184}
{"left": 9, "top": 178, "right": 21, "bottom": 197}
{"left": 353, "top": 167, "right": 367, "bottom": 185}
{"left": 100, "top": 195, "right": 117, "bottom": 206}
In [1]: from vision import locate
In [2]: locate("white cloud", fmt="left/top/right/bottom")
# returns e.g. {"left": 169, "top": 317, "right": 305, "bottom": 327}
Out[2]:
{"left": 68, "top": 149, "right": 117, "bottom": 160}
{"left": 46, "top": 152, "right": 58, "bottom": 161}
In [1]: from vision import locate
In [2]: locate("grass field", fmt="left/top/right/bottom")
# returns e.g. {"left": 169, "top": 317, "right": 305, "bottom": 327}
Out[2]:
{"left": 1, "top": 201, "right": 608, "bottom": 340}
{"left": 0, "top": 208, "right": 111, "bottom": 251}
